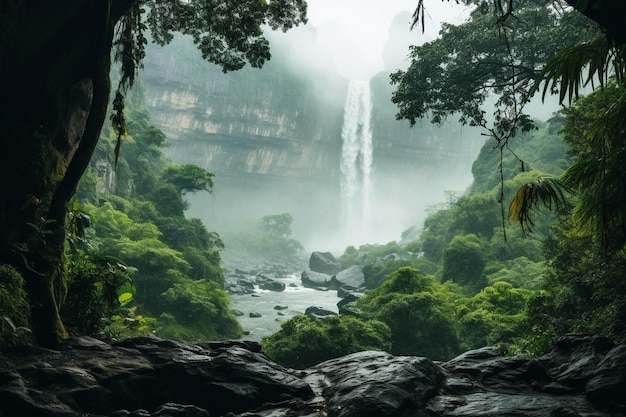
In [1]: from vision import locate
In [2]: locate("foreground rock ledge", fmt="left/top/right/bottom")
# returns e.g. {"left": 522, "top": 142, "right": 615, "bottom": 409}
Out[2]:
{"left": 0, "top": 335, "right": 624, "bottom": 417}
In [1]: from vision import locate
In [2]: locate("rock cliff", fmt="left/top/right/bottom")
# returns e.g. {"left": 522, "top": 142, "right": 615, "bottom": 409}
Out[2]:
{"left": 0, "top": 334, "right": 623, "bottom": 417}
{"left": 141, "top": 26, "right": 485, "bottom": 247}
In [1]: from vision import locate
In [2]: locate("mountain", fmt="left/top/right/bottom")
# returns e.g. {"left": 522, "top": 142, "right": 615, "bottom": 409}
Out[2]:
{"left": 141, "top": 24, "right": 484, "bottom": 251}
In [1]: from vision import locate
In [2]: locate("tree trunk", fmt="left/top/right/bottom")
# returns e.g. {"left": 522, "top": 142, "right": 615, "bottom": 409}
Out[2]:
{"left": 0, "top": 1, "right": 130, "bottom": 347}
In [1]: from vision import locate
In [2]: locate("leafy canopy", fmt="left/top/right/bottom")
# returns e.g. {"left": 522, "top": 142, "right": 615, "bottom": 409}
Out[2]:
{"left": 392, "top": 1, "right": 595, "bottom": 132}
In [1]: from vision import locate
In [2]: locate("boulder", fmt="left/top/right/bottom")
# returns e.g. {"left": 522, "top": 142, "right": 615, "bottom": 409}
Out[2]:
{"left": 259, "top": 280, "right": 286, "bottom": 292}
{"left": 0, "top": 336, "right": 313, "bottom": 417}
{"left": 586, "top": 344, "right": 626, "bottom": 409}
{"left": 304, "top": 306, "right": 337, "bottom": 319}
{"left": 301, "top": 270, "right": 332, "bottom": 289}
{"left": 330, "top": 265, "right": 365, "bottom": 290}
{"left": 305, "top": 350, "right": 445, "bottom": 417}
{"left": 308, "top": 251, "right": 341, "bottom": 274}
{"left": 337, "top": 293, "right": 362, "bottom": 312}
{"left": 337, "top": 284, "right": 357, "bottom": 298}
{"left": 0, "top": 334, "right": 624, "bottom": 417}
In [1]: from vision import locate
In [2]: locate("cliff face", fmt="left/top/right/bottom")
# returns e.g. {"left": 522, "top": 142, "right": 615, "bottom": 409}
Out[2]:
{"left": 141, "top": 29, "right": 484, "bottom": 249}
{"left": 143, "top": 32, "right": 346, "bottom": 182}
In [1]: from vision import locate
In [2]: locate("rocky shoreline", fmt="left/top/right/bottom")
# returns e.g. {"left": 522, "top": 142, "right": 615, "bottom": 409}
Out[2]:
{"left": 0, "top": 334, "right": 624, "bottom": 417}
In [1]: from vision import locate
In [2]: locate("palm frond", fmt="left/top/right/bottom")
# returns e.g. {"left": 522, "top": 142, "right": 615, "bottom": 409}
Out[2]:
{"left": 508, "top": 177, "right": 568, "bottom": 235}
{"left": 531, "top": 37, "right": 624, "bottom": 104}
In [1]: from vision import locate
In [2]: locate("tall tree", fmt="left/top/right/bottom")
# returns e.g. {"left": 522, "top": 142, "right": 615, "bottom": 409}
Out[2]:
{"left": 0, "top": 0, "right": 307, "bottom": 347}
{"left": 398, "top": 0, "right": 626, "bottom": 239}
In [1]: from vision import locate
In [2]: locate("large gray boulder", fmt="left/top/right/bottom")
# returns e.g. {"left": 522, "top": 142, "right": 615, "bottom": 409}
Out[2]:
{"left": 305, "top": 350, "right": 445, "bottom": 417}
{"left": 304, "top": 306, "right": 337, "bottom": 319}
{"left": 0, "top": 334, "right": 624, "bottom": 417}
{"left": 301, "top": 270, "right": 332, "bottom": 289}
{"left": 308, "top": 251, "right": 342, "bottom": 274}
{"left": 0, "top": 336, "right": 313, "bottom": 417}
{"left": 330, "top": 265, "right": 365, "bottom": 290}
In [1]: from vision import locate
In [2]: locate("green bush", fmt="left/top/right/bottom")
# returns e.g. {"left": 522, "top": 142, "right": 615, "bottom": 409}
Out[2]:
{"left": 356, "top": 267, "right": 460, "bottom": 360}
{"left": 441, "top": 234, "right": 487, "bottom": 293}
{"left": 160, "top": 279, "right": 242, "bottom": 341}
{"left": 456, "top": 281, "right": 533, "bottom": 351}
{"left": 62, "top": 255, "right": 132, "bottom": 335}
{"left": 0, "top": 265, "right": 31, "bottom": 349}
{"left": 261, "top": 315, "right": 391, "bottom": 369}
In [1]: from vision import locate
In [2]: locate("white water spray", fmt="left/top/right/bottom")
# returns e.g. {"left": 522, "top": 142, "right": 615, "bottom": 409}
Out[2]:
{"left": 340, "top": 80, "right": 373, "bottom": 245}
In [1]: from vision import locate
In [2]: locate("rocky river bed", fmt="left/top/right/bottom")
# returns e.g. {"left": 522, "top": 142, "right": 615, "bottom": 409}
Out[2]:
{"left": 222, "top": 252, "right": 372, "bottom": 341}
{"left": 223, "top": 257, "right": 349, "bottom": 341}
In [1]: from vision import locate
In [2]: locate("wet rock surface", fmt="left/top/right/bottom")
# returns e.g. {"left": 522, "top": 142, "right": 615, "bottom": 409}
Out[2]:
{"left": 308, "top": 252, "right": 342, "bottom": 275}
{"left": 0, "top": 335, "right": 624, "bottom": 417}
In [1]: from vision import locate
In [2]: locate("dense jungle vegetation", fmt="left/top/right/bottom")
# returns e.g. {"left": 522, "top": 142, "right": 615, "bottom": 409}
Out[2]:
{"left": 260, "top": 0, "right": 626, "bottom": 368}
{"left": 262, "top": 97, "right": 626, "bottom": 368}
{"left": 1, "top": 0, "right": 625, "bottom": 371}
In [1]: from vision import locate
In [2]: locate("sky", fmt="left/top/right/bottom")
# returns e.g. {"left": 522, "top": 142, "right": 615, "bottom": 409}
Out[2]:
{"left": 303, "top": 0, "right": 472, "bottom": 79}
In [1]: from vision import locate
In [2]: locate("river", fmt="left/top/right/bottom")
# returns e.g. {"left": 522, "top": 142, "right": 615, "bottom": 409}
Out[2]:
{"left": 227, "top": 270, "right": 340, "bottom": 342}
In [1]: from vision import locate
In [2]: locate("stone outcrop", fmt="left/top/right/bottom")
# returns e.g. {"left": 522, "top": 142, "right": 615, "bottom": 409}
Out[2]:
{"left": 0, "top": 334, "right": 623, "bottom": 417}
{"left": 329, "top": 265, "right": 365, "bottom": 290}
{"left": 308, "top": 252, "right": 342, "bottom": 275}
{"left": 301, "top": 270, "right": 332, "bottom": 289}
{"left": 141, "top": 32, "right": 485, "bottom": 243}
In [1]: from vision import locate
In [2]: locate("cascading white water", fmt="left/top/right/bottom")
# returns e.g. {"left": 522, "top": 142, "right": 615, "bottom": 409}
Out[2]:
{"left": 340, "top": 80, "right": 373, "bottom": 245}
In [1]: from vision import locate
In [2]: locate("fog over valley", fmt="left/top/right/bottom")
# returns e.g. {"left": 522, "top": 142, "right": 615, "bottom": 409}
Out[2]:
{"left": 142, "top": 5, "right": 484, "bottom": 254}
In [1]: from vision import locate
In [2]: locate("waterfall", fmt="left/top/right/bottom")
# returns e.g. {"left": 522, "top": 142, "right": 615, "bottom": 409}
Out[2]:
{"left": 340, "top": 80, "right": 373, "bottom": 245}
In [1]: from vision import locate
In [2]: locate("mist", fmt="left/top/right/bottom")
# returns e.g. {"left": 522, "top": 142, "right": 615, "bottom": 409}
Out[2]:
{"left": 147, "top": 4, "right": 484, "bottom": 257}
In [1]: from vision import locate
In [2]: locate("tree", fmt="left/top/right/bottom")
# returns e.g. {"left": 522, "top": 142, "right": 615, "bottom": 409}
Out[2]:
{"left": 261, "top": 213, "right": 294, "bottom": 239}
{"left": 397, "top": 0, "right": 624, "bottom": 238}
{"left": 456, "top": 281, "right": 533, "bottom": 351}
{"left": 395, "top": 1, "right": 596, "bottom": 131}
{"left": 412, "top": 1, "right": 626, "bottom": 48}
{"left": 356, "top": 267, "right": 460, "bottom": 359}
{"left": 161, "top": 164, "right": 215, "bottom": 195}
{"left": 0, "top": 0, "right": 307, "bottom": 347}
{"left": 441, "top": 234, "right": 487, "bottom": 292}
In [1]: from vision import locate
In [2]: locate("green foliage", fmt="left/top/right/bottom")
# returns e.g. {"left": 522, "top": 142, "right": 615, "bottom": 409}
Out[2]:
{"left": 262, "top": 213, "right": 294, "bottom": 239}
{"left": 145, "top": 0, "right": 308, "bottom": 72}
{"left": 485, "top": 257, "right": 544, "bottom": 290}
{"left": 0, "top": 265, "right": 31, "bottom": 349}
{"left": 62, "top": 255, "right": 132, "bottom": 335}
{"left": 69, "top": 82, "right": 238, "bottom": 343}
{"left": 103, "top": 305, "right": 158, "bottom": 342}
{"left": 530, "top": 219, "right": 626, "bottom": 344}
{"left": 149, "top": 184, "right": 188, "bottom": 217}
{"left": 160, "top": 279, "right": 241, "bottom": 341}
{"left": 470, "top": 120, "right": 570, "bottom": 193}
{"left": 392, "top": 1, "right": 595, "bottom": 130}
{"left": 356, "top": 267, "right": 460, "bottom": 359}
{"left": 223, "top": 213, "right": 303, "bottom": 260}
{"left": 441, "top": 234, "right": 487, "bottom": 292}
{"left": 161, "top": 164, "right": 214, "bottom": 195}
{"left": 559, "top": 82, "right": 626, "bottom": 252}
{"left": 261, "top": 315, "right": 391, "bottom": 369}
{"left": 456, "top": 281, "right": 533, "bottom": 352}
{"left": 533, "top": 36, "right": 626, "bottom": 104}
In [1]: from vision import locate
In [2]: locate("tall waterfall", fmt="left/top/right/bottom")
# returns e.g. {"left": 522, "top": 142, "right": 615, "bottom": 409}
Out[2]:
{"left": 340, "top": 80, "right": 373, "bottom": 244}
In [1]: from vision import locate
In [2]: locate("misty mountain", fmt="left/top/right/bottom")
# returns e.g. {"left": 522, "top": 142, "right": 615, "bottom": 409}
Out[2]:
{"left": 141, "top": 23, "right": 485, "bottom": 251}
